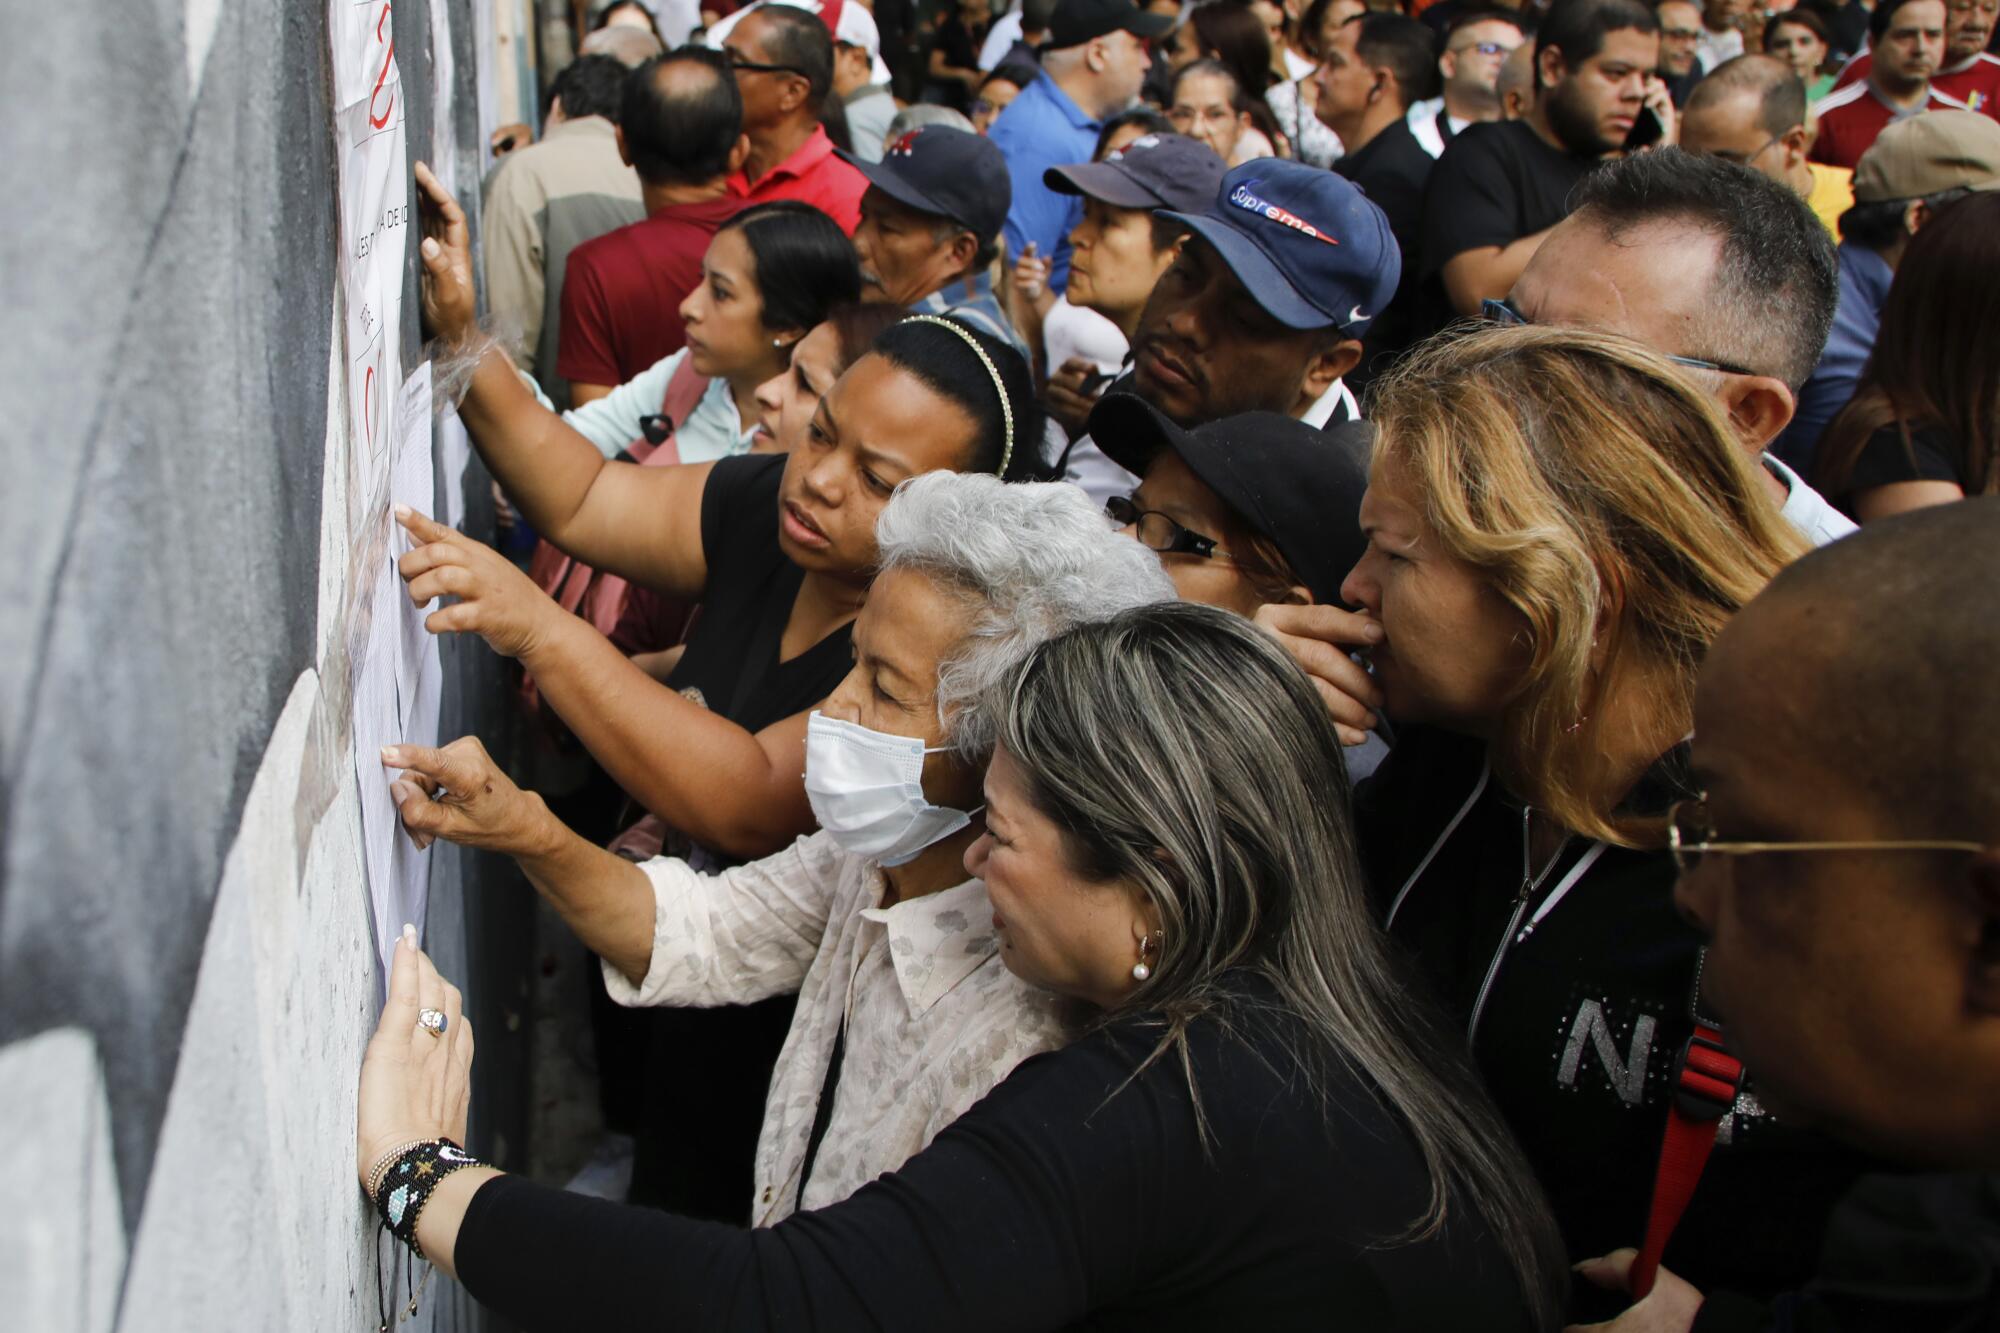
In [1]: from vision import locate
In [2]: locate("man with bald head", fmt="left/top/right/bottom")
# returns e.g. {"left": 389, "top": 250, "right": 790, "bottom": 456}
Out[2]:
{"left": 1504, "top": 148, "right": 1855, "bottom": 545}
{"left": 560, "top": 49, "right": 751, "bottom": 404}
{"left": 1496, "top": 40, "right": 1536, "bottom": 118}
{"left": 1680, "top": 55, "right": 1854, "bottom": 234}
{"left": 1588, "top": 499, "right": 2000, "bottom": 1331}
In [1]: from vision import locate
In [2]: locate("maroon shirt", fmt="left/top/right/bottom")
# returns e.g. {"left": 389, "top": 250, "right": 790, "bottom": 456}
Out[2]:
{"left": 557, "top": 195, "right": 745, "bottom": 389}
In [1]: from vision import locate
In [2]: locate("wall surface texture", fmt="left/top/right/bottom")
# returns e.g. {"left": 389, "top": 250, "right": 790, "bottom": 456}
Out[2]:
{"left": 0, "top": 1, "right": 533, "bottom": 1327}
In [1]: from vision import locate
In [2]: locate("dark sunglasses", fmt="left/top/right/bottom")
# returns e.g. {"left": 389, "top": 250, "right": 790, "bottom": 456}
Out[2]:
{"left": 1480, "top": 297, "right": 1760, "bottom": 378}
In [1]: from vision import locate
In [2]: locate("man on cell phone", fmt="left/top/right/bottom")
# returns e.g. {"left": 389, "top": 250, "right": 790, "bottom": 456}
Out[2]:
{"left": 1419, "top": 0, "right": 1669, "bottom": 327}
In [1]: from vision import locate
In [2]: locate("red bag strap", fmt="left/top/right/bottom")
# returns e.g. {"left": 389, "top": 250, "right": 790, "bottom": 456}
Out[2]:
{"left": 1629, "top": 1016, "right": 1744, "bottom": 1298}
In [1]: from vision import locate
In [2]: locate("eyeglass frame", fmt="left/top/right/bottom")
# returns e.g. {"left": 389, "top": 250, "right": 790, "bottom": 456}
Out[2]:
{"left": 1452, "top": 40, "right": 1518, "bottom": 56}
{"left": 1480, "top": 297, "right": 1763, "bottom": 379}
{"left": 721, "top": 47, "right": 809, "bottom": 77}
{"left": 1105, "top": 494, "right": 1236, "bottom": 561}
{"left": 1665, "top": 795, "right": 1984, "bottom": 874}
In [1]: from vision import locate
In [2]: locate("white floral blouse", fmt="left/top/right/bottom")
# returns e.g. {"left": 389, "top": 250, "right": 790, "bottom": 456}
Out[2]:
{"left": 604, "top": 830, "right": 1074, "bottom": 1224}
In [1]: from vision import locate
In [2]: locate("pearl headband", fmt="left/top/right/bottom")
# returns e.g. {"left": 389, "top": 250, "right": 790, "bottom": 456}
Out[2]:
{"left": 900, "top": 314, "right": 1014, "bottom": 478}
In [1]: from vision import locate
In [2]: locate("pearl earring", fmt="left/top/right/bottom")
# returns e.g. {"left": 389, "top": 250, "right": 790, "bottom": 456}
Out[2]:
{"left": 1131, "top": 931, "right": 1160, "bottom": 983}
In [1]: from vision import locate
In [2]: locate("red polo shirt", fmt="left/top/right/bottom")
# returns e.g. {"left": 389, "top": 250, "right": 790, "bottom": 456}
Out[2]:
{"left": 725, "top": 125, "right": 868, "bottom": 234}
{"left": 1830, "top": 51, "right": 2000, "bottom": 118}
{"left": 1809, "top": 83, "right": 1972, "bottom": 169}
{"left": 557, "top": 195, "right": 745, "bottom": 390}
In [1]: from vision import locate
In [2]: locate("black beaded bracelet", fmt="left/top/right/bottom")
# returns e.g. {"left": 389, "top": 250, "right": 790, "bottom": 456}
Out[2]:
{"left": 372, "top": 1138, "right": 486, "bottom": 1260}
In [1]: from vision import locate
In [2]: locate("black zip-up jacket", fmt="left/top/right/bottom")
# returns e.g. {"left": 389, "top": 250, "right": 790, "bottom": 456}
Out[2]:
{"left": 1357, "top": 727, "right": 1882, "bottom": 1313}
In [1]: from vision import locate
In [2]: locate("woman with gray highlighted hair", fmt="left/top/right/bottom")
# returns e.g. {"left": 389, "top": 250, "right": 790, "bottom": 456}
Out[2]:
{"left": 359, "top": 603, "right": 1564, "bottom": 1330}
{"left": 377, "top": 471, "right": 1173, "bottom": 1227}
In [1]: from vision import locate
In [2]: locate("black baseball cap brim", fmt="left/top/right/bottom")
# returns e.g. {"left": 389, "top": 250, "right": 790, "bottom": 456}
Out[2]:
{"left": 1088, "top": 392, "right": 1370, "bottom": 605}
{"left": 1043, "top": 160, "right": 1165, "bottom": 209}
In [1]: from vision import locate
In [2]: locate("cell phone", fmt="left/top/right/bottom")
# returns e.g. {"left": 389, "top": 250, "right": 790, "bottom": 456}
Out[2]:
{"left": 1624, "top": 104, "right": 1666, "bottom": 151}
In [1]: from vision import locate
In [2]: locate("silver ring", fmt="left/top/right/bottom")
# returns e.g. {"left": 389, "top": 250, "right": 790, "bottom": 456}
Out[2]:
{"left": 417, "top": 1007, "right": 448, "bottom": 1038}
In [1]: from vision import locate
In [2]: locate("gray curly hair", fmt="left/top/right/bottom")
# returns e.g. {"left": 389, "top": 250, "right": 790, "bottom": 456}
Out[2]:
{"left": 874, "top": 472, "right": 1176, "bottom": 759}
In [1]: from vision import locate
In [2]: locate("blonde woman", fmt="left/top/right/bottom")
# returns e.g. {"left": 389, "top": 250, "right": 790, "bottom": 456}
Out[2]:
{"left": 1261, "top": 325, "right": 1872, "bottom": 1314}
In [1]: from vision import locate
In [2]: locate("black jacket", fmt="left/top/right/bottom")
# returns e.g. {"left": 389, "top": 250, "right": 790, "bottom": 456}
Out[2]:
{"left": 1357, "top": 727, "right": 1882, "bottom": 1314}
{"left": 1694, "top": 1174, "right": 2000, "bottom": 1332}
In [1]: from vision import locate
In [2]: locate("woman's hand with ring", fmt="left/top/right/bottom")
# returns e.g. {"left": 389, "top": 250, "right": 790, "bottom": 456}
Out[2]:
{"left": 357, "top": 926, "right": 475, "bottom": 1192}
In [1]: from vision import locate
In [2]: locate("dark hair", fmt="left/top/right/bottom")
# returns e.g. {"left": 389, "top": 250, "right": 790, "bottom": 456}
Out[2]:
{"left": 753, "top": 3, "right": 836, "bottom": 110}
{"left": 1870, "top": 0, "right": 1935, "bottom": 42}
{"left": 868, "top": 317, "right": 1052, "bottom": 480}
{"left": 1094, "top": 105, "right": 1175, "bottom": 158}
{"left": 1192, "top": 1, "right": 1277, "bottom": 95}
{"left": 719, "top": 200, "right": 863, "bottom": 333}
{"left": 1535, "top": 0, "right": 1659, "bottom": 84}
{"left": 985, "top": 59, "right": 1041, "bottom": 95}
{"left": 1840, "top": 184, "right": 1970, "bottom": 247}
{"left": 1685, "top": 54, "right": 1807, "bottom": 138}
{"left": 549, "top": 54, "right": 631, "bottom": 122}
{"left": 1763, "top": 6, "right": 1832, "bottom": 57}
{"left": 824, "top": 302, "right": 911, "bottom": 370}
{"left": 1445, "top": 7, "right": 1527, "bottom": 43}
{"left": 1022, "top": 0, "right": 1060, "bottom": 33}
{"left": 1355, "top": 13, "right": 1443, "bottom": 106}
{"left": 620, "top": 50, "right": 743, "bottom": 185}
{"left": 1297, "top": 0, "right": 1346, "bottom": 57}
{"left": 1569, "top": 148, "right": 1837, "bottom": 388}
{"left": 1149, "top": 211, "right": 1193, "bottom": 251}
{"left": 1815, "top": 192, "right": 2000, "bottom": 499}
{"left": 594, "top": 0, "right": 662, "bottom": 37}
{"left": 1173, "top": 55, "right": 1246, "bottom": 105}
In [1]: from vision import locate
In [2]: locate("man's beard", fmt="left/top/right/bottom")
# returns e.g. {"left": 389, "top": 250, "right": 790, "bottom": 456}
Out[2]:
{"left": 1543, "top": 78, "right": 1617, "bottom": 155}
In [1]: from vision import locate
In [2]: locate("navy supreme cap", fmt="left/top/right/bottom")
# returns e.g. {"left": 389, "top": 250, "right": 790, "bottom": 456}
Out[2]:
{"left": 1043, "top": 132, "right": 1228, "bottom": 214}
{"left": 1158, "top": 159, "right": 1400, "bottom": 335}
{"left": 838, "top": 126, "right": 1012, "bottom": 248}
{"left": 1089, "top": 393, "right": 1369, "bottom": 605}
{"left": 1046, "top": 0, "right": 1173, "bottom": 49}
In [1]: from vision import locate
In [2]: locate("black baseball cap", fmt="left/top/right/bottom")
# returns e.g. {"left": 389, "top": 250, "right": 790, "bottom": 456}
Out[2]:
{"left": 837, "top": 126, "right": 1012, "bottom": 247}
{"left": 1044, "top": 132, "right": 1227, "bottom": 214}
{"left": 1046, "top": 0, "right": 1173, "bottom": 49}
{"left": 1089, "top": 393, "right": 1370, "bottom": 605}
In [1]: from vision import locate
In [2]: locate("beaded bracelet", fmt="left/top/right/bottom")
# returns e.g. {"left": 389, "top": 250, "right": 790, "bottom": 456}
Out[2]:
{"left": 371, "top": 1138, "right": 486, "bottom": 1260}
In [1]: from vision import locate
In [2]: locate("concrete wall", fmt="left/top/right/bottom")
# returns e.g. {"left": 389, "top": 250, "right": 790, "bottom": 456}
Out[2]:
{"left": 0, "top": 1, "right": 534, "bottom": 1327}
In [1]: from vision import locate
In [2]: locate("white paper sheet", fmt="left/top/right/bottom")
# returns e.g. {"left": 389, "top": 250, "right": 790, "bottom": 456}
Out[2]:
{"left": 331, "top": 0, "right": 409, "bottom": 548}
{"left": 437, "top": 408, "right": 472, "bottom": 531}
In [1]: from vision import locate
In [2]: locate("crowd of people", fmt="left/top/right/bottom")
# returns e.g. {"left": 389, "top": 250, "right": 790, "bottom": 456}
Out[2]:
{"left": 352, "top": 0, "right": 1999, "bottom": 1327}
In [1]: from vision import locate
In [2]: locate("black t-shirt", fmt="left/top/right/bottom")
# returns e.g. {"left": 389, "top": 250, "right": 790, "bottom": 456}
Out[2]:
{"left": 666, "top": 453, "right": 854, "bottom": 734}
{"left": 1357, "top": 726, "right": 1884, "bottom": 1319}
{"left": 1420, "top": 119, "right": 1602, "bottom": 281}
{"left": 458, "top": 976, "right": 1541, "bottom": 1331}
{"left": 1838, "top": 422, "right": 1961, "bottom": 514}
{"left": 1334, "top": 116, "right": 1436, "bottom": 386}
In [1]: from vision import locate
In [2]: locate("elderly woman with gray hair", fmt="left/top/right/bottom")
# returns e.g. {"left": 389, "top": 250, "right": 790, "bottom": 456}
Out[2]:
{"left": 375, "top": 471, "right": 1172, "bottom": 1227}
{"left": 360, "top": 599, "right": 1567, "bottom": 1329}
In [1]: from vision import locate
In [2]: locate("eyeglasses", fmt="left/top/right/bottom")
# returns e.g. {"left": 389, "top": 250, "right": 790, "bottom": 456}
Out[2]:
{"left": 1666, "top": 796, "right": 1984, "bottom": 874}
{"left": 1106, "top": 495, "right": 1234, "bottom": 560}
{"left": 1480, "top": 297, "right": 1762, "bottom": 378}
{"left": 722, "top": 48, "right": 808, "bottom": 77}
{"left": 1452, "top": 40, "right": 1517, "bottom": 55}
{"left": 1706, "top": 135, "right": 1783, "bottom": 167}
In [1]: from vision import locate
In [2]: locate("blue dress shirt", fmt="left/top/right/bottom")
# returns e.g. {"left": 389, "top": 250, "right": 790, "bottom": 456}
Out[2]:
{"left": 986, "top": 72, "right": 1102, "bottom": 294}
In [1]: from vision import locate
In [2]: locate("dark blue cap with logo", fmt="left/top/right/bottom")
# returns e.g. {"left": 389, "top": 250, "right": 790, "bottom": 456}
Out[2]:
{"left": 1043, "top": 132, "right": 1228, "bottom": 215}
{"left": 1158, "top": 159, "right": 1401, "bottom": 335}
{"left": 837, "top": 126, "right": 1013, "bottom": 248}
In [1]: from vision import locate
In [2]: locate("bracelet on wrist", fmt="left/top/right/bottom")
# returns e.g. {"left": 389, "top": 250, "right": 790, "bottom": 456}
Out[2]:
{"left": 370, "top": 1137, "right": 487, "bottom": 1260}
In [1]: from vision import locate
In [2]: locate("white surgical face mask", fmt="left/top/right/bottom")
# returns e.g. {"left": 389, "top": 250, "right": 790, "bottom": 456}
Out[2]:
{"left": 804, "top": 711, "right": 974, "bottom": 867}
